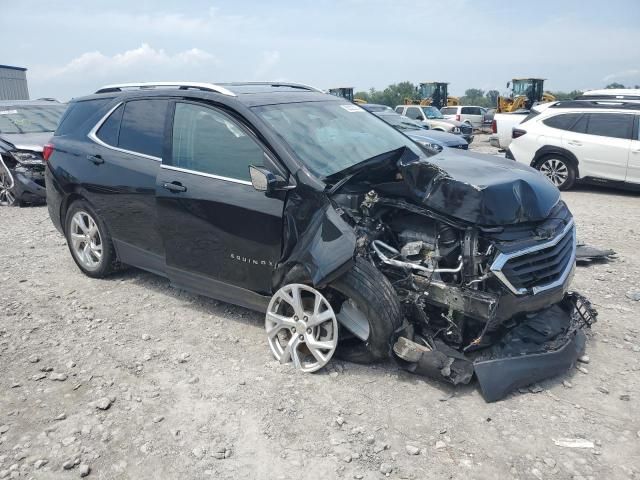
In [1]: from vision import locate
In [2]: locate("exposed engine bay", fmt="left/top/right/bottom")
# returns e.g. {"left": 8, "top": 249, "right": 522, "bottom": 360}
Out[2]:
{"left": 327, "top": 150, "right": 597, "bottom": 402}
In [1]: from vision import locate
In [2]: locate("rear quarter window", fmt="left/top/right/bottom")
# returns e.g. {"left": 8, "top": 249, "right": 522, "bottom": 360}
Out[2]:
{"left": 542, "top": 113, "right": 582, "bottom": 131}
{"left": 117, "top": 99, "right": 169, "bottom": 158}
{"left": 55, "top": 98, "right": 112, "bottom": 136}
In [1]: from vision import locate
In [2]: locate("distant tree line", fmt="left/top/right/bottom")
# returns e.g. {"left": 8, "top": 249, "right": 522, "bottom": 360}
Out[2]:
{"left": 354, "top": 82, "right": 639, "bottom": 108}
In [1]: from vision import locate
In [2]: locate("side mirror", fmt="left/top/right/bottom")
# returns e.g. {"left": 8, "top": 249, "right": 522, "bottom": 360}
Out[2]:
{"left": 249, "top": 165, "right": 293, "bottom": 195}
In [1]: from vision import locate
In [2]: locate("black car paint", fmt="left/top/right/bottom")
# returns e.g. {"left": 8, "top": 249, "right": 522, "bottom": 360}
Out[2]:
{"left": 46, "top": 85, "right": 588, "bottom": 402}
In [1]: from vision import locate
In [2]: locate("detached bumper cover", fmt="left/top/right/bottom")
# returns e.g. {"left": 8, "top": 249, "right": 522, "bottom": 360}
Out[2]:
{"left": 395, "top": 292, "right": 595, "bottom": 402}
{"left": 12, "top": 166, "right": 46, "bottom": 203}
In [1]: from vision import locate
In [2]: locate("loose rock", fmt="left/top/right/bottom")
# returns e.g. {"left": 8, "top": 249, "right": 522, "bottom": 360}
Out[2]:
{"left": 79, "top": 464, "right": 90, "bottom": 477}
{"left": 405, "top": 445, "right": 420, "bottom": 455}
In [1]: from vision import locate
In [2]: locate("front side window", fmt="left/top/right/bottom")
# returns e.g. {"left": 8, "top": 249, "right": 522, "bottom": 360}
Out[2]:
{"left": 254, "top": 101, "right": 423, "bottom": 178}
{"left": 542, "top": 113, "right": 582, "bottom": 131}
{"left": 585, "top": 113, "right": 633, "bottom": 140}
{"left": 171, "top": 102, "right": 264, "bottom": 181}
{"left": 0, "top": 104, "right": 67, "bottom": 134}
{"left": 405, "top": 107, "right": 422, "bottom": 120}
{"left": 118, "top": 99, "right": 168, "bottom": 158}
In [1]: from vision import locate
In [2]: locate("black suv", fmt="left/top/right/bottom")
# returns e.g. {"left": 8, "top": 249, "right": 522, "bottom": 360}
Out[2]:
{"left": 45, "top": 82, "right": 594, "bottom": 401}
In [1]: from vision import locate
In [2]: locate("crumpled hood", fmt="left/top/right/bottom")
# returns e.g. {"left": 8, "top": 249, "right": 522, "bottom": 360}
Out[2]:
{"left": 398, "top": 150, "right": 560, "bottom": 226}
{"left": 0, "top": 132, "right": 53, "bottom": 152}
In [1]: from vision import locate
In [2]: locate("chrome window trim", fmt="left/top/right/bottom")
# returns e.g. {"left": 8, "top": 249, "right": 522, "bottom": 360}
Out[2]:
{"left": 87, "top": 102, "right": 162, "bottom": 162}
{"left": 490, "top": 219, "right": 576, "bottom": 296}
{"left": 161, "top": 164, "right": 252, "bottom": 186}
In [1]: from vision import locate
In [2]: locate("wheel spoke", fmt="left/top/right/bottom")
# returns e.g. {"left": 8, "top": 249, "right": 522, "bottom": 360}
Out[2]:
{"left": 307, "top": 308, "right": 334, "bottom": 328}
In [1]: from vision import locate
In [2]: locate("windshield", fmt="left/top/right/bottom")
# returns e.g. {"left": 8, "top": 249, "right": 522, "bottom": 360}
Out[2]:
{"left": 377, "top": 113, "right": 423, "bottom": 131}
{"left": 254, "top": 101, "right": 423, "bottom": 177}
{"left": 421, "top": 106, "right": 444, "bottom": 119}
{"left": 0, "top": 104, "right": 66, "bottom": 134}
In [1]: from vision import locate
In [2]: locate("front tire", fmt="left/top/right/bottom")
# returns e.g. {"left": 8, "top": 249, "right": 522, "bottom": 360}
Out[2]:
{"left": 65, "top": 200, "right": 118, "bottom": 278}
{"left": 330, "top": 258, "right": 404, "bottom": 364}
{"left": 536, "top": 156, "right": 576, "bottom": 191}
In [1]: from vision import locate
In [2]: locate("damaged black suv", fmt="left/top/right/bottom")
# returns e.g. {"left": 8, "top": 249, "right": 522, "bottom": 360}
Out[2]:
{"left": 45, "top": 82, "right": 595, "bottom": 401}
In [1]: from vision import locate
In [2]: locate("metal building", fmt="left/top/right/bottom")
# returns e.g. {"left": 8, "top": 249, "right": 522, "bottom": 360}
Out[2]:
{"left": 0, "top": 65, "right": 29, "bottom": 100}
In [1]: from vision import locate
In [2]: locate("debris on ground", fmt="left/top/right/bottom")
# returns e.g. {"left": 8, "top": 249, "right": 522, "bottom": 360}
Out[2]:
{"left": 576, "top": 243, "right": 616, "bottom": 265}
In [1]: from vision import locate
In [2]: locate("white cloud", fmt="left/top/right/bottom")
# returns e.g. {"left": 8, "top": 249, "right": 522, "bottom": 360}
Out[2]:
{"left": 46, "top": 44, "right": 218, "bottom": 78}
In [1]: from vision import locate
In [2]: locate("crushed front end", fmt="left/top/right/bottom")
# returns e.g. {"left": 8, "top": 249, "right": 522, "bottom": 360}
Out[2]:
{"left": 0, "top": 150, "right": 47, "bottom": 205}
{"left": 330, "top": 150, "right": 596, "bottom": 402}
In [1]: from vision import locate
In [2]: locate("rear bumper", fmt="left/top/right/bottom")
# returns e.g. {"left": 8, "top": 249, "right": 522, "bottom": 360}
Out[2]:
{"left": 489, "top": 135, "right": 500, "bottom": 148}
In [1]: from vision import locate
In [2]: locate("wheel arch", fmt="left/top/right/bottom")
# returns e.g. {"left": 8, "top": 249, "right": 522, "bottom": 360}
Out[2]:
{"left": 60, "top": 192, "right": 94, "bottom": 234}
{"left": 531, "top": 146, "right": 580, "bottom": 177}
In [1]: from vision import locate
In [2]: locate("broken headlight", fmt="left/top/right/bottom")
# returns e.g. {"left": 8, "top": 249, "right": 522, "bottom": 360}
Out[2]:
{"left": 11, "top": 151, "right": 44, "bottom": 165}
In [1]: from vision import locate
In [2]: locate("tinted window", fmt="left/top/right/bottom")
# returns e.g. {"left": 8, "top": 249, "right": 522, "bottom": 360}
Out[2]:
{"left": 405, "top": 107, "right": 422, "bottom": 120}
{"left": 585, "top": 113, "right": 633, "bottom": 140}
{"left": 441, "top": 107, "right": 456, "bottom": 115}
{"left": 521, "top": 110, "right": 540, "bottom": 124}
{"left": 542, "top": 113, "right": 582, "bottom": 131}
{"left": 96, "top": 104, "right": 123, "bottom": 146}
{"left": 118, "top": 99, "right": 168, "bottom": 158}
{"left": 570, "top": 115, "right": 588, "bottom": 134}
{"left": 55, "top": 99, "right": 110, "bottom": 136}
{"left": 462, "top": 107, "right": 481, "bottom": 115}
{"left": 171, "top": 102, "right": 263, "bottom": 181}
{"left": 394, "top": 106, "right": 403, "bottom": 114}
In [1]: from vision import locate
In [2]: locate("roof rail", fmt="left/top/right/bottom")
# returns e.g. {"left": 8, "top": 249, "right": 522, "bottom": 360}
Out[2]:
{"left": 219, "top": 82, "right": 324, "bottom": 93}
{"left": 94, "top": 82, "right": 236, "bottom": 96}
{"left": 551, "top": 100, "right": 640, "bottom": 111}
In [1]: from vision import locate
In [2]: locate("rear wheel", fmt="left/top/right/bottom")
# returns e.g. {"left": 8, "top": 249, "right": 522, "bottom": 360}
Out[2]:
{"left": 65, "top": 200, "right": 119, "bottom": 277}
{"left": 536, "top": 156, "right": 576, "bottom": 190}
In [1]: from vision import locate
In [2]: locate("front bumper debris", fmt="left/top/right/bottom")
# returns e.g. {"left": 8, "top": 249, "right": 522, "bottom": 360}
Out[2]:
{"left": 394, "top": 292, "right": 596, "bottom": 402}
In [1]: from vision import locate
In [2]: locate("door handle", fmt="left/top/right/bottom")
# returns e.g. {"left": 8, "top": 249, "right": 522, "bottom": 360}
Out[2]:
{"left": 162, "top": 181, "right": 187, "bottom": 193}
{"left": 87, "top": 154, "right": 104, "bottom": 165}
{"left": 567, "top": 140, "right": 582, "bottom": 147}
{"left": 632, "top": 149, "right": 640, "bottom": 154}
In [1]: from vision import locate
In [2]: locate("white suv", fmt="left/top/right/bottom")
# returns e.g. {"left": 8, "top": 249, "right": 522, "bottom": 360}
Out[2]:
{"left": 507, "top": 100, "right": 640, "bottom": 190}
{"left": 440, "top": 105, "right": 486, "bottom": 129}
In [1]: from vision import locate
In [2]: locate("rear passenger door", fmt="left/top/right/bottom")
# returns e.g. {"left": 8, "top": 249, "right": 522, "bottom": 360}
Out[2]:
{"left": 156, "top": 100, "right": 286, "bottom": 308}
{"left": 561, "top": 112, "right": 633, "bottom": 181}
{"left": 87, "top": 98, "right": 168, "bottom": 270}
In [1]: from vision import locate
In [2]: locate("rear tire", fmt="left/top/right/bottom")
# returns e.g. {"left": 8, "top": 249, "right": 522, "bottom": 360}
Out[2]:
{"left": 65, "top": 200, "right": 119, "bottom": 278}
{"left": 535, "top": 155, "right": 576, "bottom": 191}
{"left": 330, "top": 258, "right": 404, "bottom": 364}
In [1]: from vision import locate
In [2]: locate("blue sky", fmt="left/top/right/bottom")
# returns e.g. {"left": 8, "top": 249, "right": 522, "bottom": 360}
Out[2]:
{"left": 2, "top": 0, "right": 639, "bottom": 100}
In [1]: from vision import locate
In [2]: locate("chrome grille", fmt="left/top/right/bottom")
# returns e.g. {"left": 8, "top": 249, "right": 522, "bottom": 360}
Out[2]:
{"left": 490, "top": 220, "right": 576, "bottom": 295}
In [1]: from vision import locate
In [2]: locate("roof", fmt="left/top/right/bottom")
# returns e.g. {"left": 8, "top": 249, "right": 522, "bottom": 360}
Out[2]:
{"left": 578, "top": 88, "right": 640, "bottom": 100}
{"left": 547, "top": 100, "right": 640, "bottom": 112}
{"left": 0, "top": 64, "right": 27, "bottom": 72}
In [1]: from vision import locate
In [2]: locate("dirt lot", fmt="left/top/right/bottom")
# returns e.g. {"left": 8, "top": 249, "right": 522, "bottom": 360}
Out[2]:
{"left": 1, "top": 137, "right": 639, "bottom": 479}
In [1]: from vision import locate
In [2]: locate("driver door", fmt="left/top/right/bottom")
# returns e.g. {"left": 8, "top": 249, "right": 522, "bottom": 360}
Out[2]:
{"left": 156, "top": 100, "right": 286, "bottom": 310}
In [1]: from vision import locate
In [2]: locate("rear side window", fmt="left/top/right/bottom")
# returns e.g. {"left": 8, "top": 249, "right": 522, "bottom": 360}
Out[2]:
{"left": 394, "top": 106, "right": 403, "bottom": 114}
{"left": 171, "top": 102, "right": 263, "bottom": 181}
{"left": 461, "top": 107, "right": 481, "bottom": 115}
{"left": 542, "top": 113, "right": 582, "bottom": 131}
{"left": 441, "top": 107, "right": 456, "bottom": 115}
{"left": 521, "top": 110, "right": 540, "bottom": 124}
{"left": 585, "top": 113, "right": 633, "bottom": 140}
{"left": 96, "top": 104, "right": 124, "bottom": 146}
{"left": 55, "top": 98, "right": 111, "bottom": 136}
{"left": 118, "top": 99, "right": 169, "bottom": 158}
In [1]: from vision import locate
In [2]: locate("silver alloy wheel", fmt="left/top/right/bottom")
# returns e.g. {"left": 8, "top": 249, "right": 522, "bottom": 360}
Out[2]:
{"left": 539, "top": 158, "right": 569, "bottom": 187}
{"left": 69, "top": 211, "right": 103, "bottom": 271}
{"left": 266, "top": 283, "right": 338, "bottom": 373}
{"left": 0, "top": 167, "right": 15, "bottom": 206}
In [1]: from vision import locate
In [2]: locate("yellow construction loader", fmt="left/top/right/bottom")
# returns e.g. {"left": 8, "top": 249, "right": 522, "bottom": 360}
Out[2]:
{"left": 496, "top": 78, "right": 556, "bottom": 113}
{"left": 404, "top": 82, "right": 460, "bottom": 109}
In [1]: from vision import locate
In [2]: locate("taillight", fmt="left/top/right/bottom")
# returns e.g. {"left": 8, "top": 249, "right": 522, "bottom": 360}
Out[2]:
{"left": 455, "top": 114, "right": 461, "bottom": 121}
{"left": 42, "top": 143, "right": 54, "bottom": 161}
{"left": 512, "top": 128, "right": 527, "bottom": 139}
{"left": 491, "top": 120, "right": 497, "bottom": 134}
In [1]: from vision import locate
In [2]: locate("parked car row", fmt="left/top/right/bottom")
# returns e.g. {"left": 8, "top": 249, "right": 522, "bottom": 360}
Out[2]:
{"left": 394, "top": 104, "right": 474, "bottom": 143}
{"left": 41, "top": 81, "right": 593, "bottom": 401}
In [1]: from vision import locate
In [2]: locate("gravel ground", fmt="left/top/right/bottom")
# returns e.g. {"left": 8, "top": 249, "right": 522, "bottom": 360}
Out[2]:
{"left": 1, "top": 140, "right": 639, "bottom": 479}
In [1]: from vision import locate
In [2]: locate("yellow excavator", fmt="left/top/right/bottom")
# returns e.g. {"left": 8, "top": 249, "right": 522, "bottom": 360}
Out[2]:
{"left": 404, "top": 82, "right": 460, "bottom": 109}
{"left": 496, "top": 78, "right": 556, "bottom": 113}
{"left": 328, "top": 87, "right": 367, "bottom": 104}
